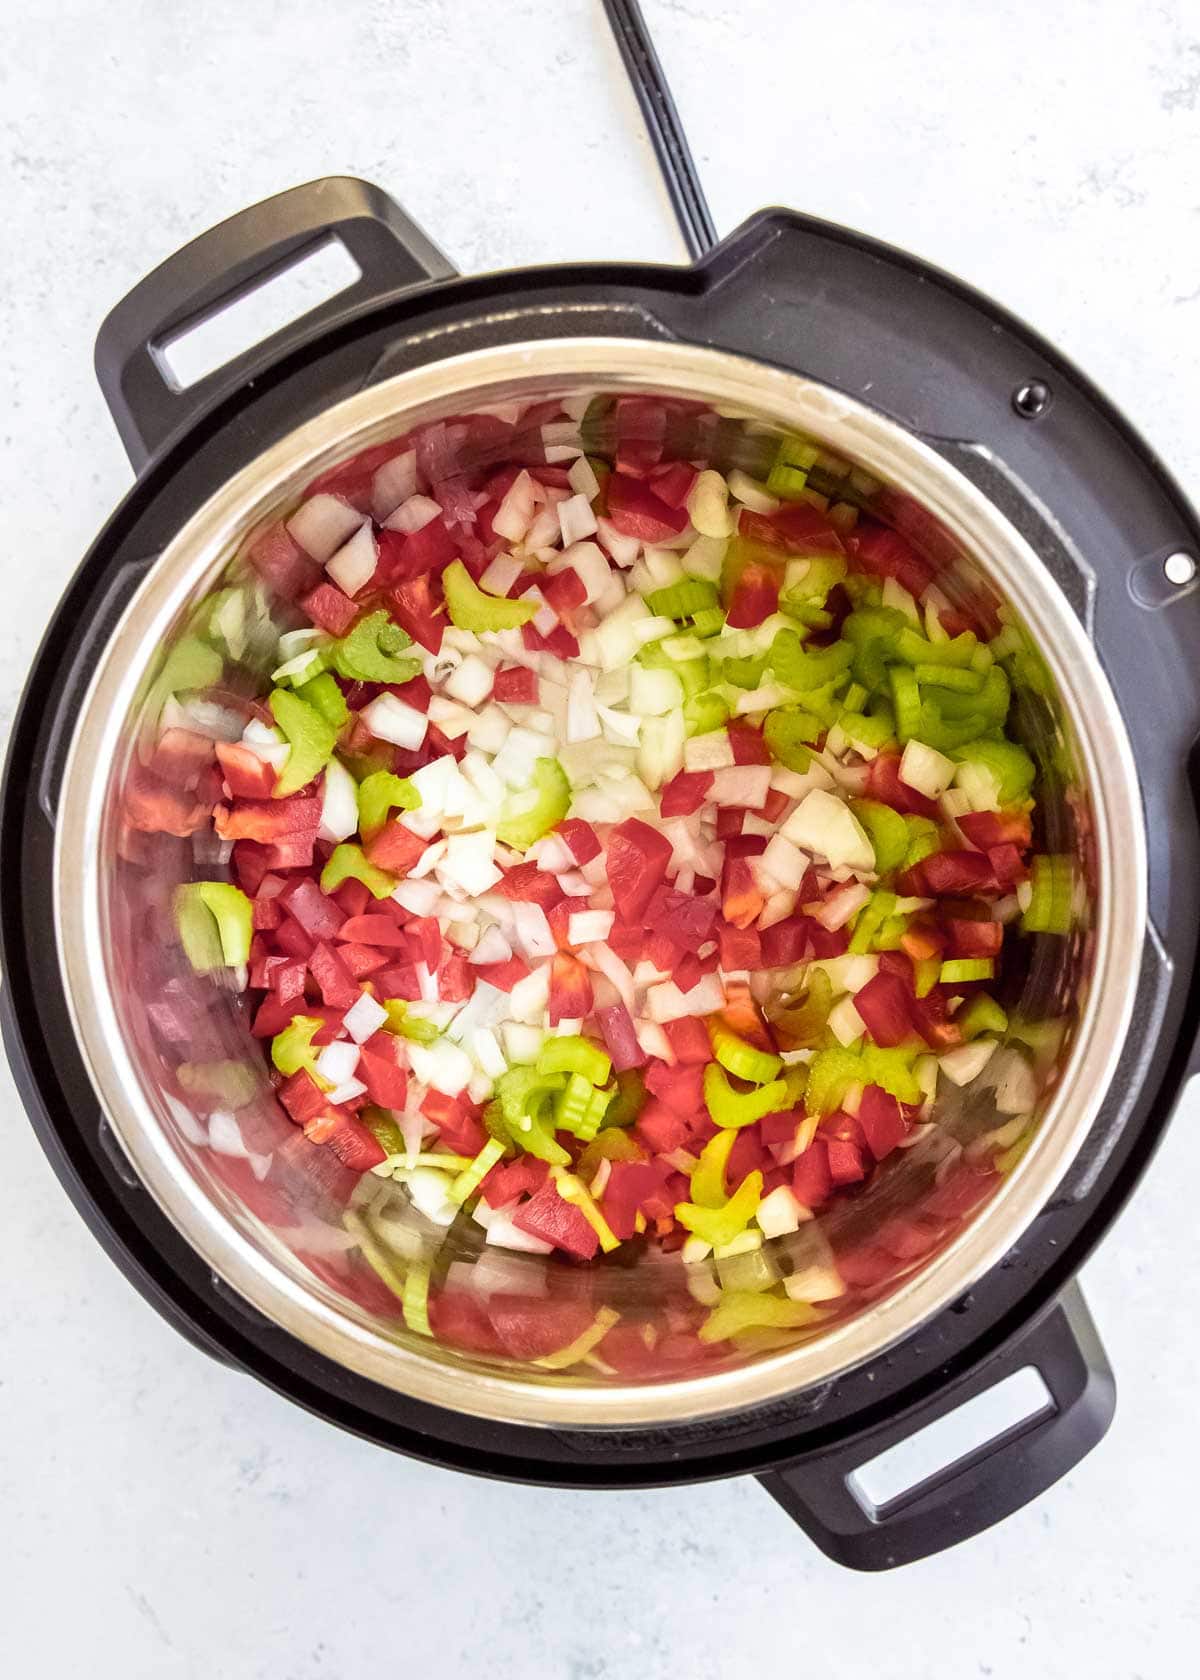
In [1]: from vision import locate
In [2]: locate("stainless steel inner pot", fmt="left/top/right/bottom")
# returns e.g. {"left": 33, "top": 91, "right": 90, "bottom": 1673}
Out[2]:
{"left": 53, "top": 338, "right": 1147, "bottom": 1428}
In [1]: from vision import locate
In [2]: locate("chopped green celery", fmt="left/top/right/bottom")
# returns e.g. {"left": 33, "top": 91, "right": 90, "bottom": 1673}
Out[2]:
{"left": 850, "top": 637, "right": 893, "bottom": 694}
{"left": 638, "top": 639, "right": 710, "bottom": 698}
{"left": 193, "top": 881, "right": 253, "bottom": 967}
{"left": 842, "top": 681, "right": 869, "bottom": 713}
{"left": 174, "top": 886, "right": 224, "bottom": 974}
{"left": 690, "top": 1129, "right": 737, "bottom": 1209}
{"left": 448, "top": 1137, "right": 507, "bottom": 1205}
{"left": 842, "top": 574, "right": 884, "bottom": 607}
{"left": 295, "top": 669, "right": 350, "bottom": 729}
{"left": 555, "top": 1071, "right": 606, "bottom": 1140}
{"left": 958, "top": 994, "right": 1009, "bottom": 1039}
{"left": 496, "top": 757, "right": 571, "bottom": 850}
{"left": 646, "top": 577, "right": 720, "bottom": 621}
{"left": 493, "top": 1066, "right": 571, "bottom": 1164}
{"left": 402, "top": 1261, "right": 433, "bottom": 1336}
{"left": 763, "top": 706, "right": 819, "bottom": 769}
{"left": 537, "top": 1035, "right": 612, "bottom": 1086}
{"left": 895, "top": 626, "right": 978, "bottom": 667}
{"left": 940, "top": 957, "right": 995, "bottom": 984}
{"left": 766, "top": 433, "right": 820, "bottom": 500}
{"left": 902, "top": 815, "right": 942, "bottom": 870}
{"left": 784, "top": 602, "right": 835, "bottom": 632}
{"left": 794, "top": 674, "right": 851, "bottom": 725}
{"left": 552, "top": 1169, "right": 621, "bottom": 1252}
{"left": 442, "top": 559, "right": 537, "bottom": 632}
{"left": 917, "top": 700, "right": 991, "bottom": 753}
{"left": 704, "top": 1064, "right": 789, "bottom": 1129}
{"left": 709, "top": 1024, "right": 783, "bottom": 1085}
{"left": 177, "top": 1060, "right": 260, "bottom": 1108}
{"left": 344, "top": 1210, "right": 407, "bottom": 1303}
{"left": 1021, "top": 854, "right": 1074, "bottom": 934}
{"left": 357, "top": 770, "right": 421, "bottom": 840}
{"left": 159, "top": 636, "right": 225, "bottom": 697}
{"left": 690, "top": 606, "right": 727, "bottom": 638}
{"left": 321, "top": 841, "right": 396, "bottom": 899}
{"left": 838, "top": 710, "right": 894, "bottom": 751}
{"left": 913, "top": 663, "right": 985, "bottom": 693}
{"left": 888, "top": 665, "right": 921, "bottom": 743}
{"left": 874, "top": 915, "right": 909, "bottom": 950}
{"left": 271, "top": 1016, "right": 326, "bottom": 1079}
{"left": 722, "top": 651, "right": 769, "bottom": 689}
{"left": 862, "top": 1044, "right": 922, "bottom": 1103}
{"left": 363, "top": 1107, "right": 407, "bottom": 1155}
{"left": 804, "top": 1047, "right": 863, "bottom": 1116}
{"left": 683, "top": 691, "right": 731, "bottom": 737}
{"left": 779, "top": 553, "right": 847, "bottom": 607}
{"left": 848, "top": 889, "right": 899, "bottom": 955}
{"left": 850, "top": 801, "right": 909, "bottom": 875}
{"left": 330, "top": 608, "right": 422, "bottom": 683}
{"left": 381, "top": 1000, "right": 441, "bottom": 1044}
{"left": 913, "top": 956, "right": 941, "bottom": 998}
{"left": 600, "top": 1067, "right": 646, "bottom": 1129}
{"left": 952, "top": 737, "right": 1035, "bottom": 804}
{"left": 676, "top": 1169, "right": 764, "bottom": 1248}
{"left": 269, "top": 688, "right": 337, "bottom": 796}
{"left": 535, "top": 1305, "right": 622, "bottom": 1369}
{"left": 770, "top": 629, "right": 854, "bottom": 692}
{"left": 699, "top": 1289, "right": 818, "bottom": 1343}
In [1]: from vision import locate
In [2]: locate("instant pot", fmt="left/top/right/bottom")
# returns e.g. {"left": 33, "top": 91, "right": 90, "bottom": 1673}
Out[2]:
{"left": 4, "top": 171, "right": 1199, "bottom": 1571}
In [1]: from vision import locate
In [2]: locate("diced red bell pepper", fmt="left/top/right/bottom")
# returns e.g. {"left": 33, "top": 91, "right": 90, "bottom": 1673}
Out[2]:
{"left": 337, "top": 942, "right": 390, "bottom": 980}
{"left": 557, "top": 817, "right": 601, "bottom": 866}
{"left": 403, "top": 915, "right": 441, "bottom": 972}
{"left": 308, "top": 942, "right": 360, "bottom": 1009}
{"left": 373, "top": 961, "right": 423, "bottom": 1001}
{"left": 649, "top": 460, "right": 697, "bottom": 507}
{"left": 377, "top": 517, "right": 458, "bottom": 583}
{"left": 491, "top": 664, "right": 539, "bottom": 704}
{"left": 760, "top": 914, "right": 811, "bottom": 968}
{"left": 417, "top": 1090, "right": 483, "bottom": 1157}
{"left": 277, "top": 1067, "right": 331, "bottom": 1126}
{"left": 232, "top": 840, "right": 272, "bottom": 897}
{"left": 363, "top": 818, "right": 426, "bottom": 877}
{"left": 540, "top": 568, "right": 588, "bottom": 617}
{"left": 488, "top": 1295, "right": 598, "bottom": 1359}
{"left": 474, "top": 956, "right": 532, "bottom": 992}
{"left": 594, "top": 1001, "right": 646, "bottom": 1072}
{"left": 824, "top": 1126, "right": 868, "bottom": 1186}
{"left": 300, "top": 580, "right": 360, "bottom": 637}
{"left": 605, "top": 472, "right": 690, "bottom": 542}
{"left": 721, "top": 855, "right": 765, "bottom": 931}
{"left": 851, "top": 522, "right": 935, "bottom": 598}
{"left": 280, "top": 876, "right": 346, "bottom": 941}
{"left": 739, "top": 503, "right": 844, "bottom": 556}
{"left": 660, "top": 769, "right": 713, "bottom": 818}
{"left": 122, "top": 768, "right": 206, "bottom": 837}
{"left": 716, "top": 808, "right": 744, "bottom": 840}
{"left": 791, "top": 1138, "right": 834, "bottom": 1208}
{"left": 634, "top": 1100, "right": 691, "bottom": 1158}
{"left": 988, "top": 843, "right": 1028, "bottom": 887}
{"left": 866, "top": 752, "right": 939, "bottom": 818}
{"left": 647, "top": 885, "right": 718, "bottom": 947}
{"left": 606, "top": 818, "right": 672, "bottom": 923}
{"left": 247, "top": 520, "right": 321, "bottom": 601}
{"left": 147, "top": 728, "right": 215, "bottom": 792}
{"left": 834, "top": 1246, "right": 902, "bottom": 1289}
{"left": 718, "top": 921, "right": 762, "bottom": 972}
{"left": 388, "top": 574, "right": 444, "bottom": 654}
{"left": 644, "top": 1059, "right": 706, "bottom": 1120}
{"left": 603, "top": 1160, "right": 673, "bottom": 1241}
{"left": 251, "top": 994, "right": 308, "bottom": 1037}
{"left": 357, "top": 1039, "right": 409, "bottom": 1109}
{"left": 215, "top": 742, "right": 277, "bottom": 800}
{"left": 511, "top": 1180, "right": 598, "bottom": 1260}
{"left": 717, "top": 988, "right": 777, "bottom": 1055}
{"left": 549, "top": 952, "right": 593, "bottom": 1024}
{"left": 271, "top": 956, "right": 308, "bottom": 1006}
{"left": 214, "top": 792, "right": 322, "bottom": 844}
{"left": 805, "top": 916, "right": 851, "bottom": 958}
{"left": 663, "top": 1017, "right": 714, "bottom": 1064}
{"left": 944, "top": 916, "right": 1004, "bottom": 958}
{"left": 437, "top": 952, "right": 474, "bottom": 1002}
{"left": 728, "top": 1126, "right": 768, "bottom": 1185}
{"left": 303, "top": 437, "right": 413, "bottom": 510}
{"left": 857, "top": 1085, "right": 909, "bottom": 1161}
{"left": 761, "top": 786, "right": 791, "bottom": 824}
{"left": 495, "top": 862, "right": 564, "bottom": 907}
{"left": 727, "top": 721, "right": 771, "bottom": 766}
{"left": 331, "top": 878, "right": 372, "bottom": 918}
{"left": 334, "top": 915, "right": 412, "bottom": 949}
{"left": 303, "top": 1109, "right": 387, "bottom": 1172}
{"left": 674, "top": 952, "right": 704, "bottom": 992}
{"left": 274, "top": 917, "right": 315, "bottom": 961}
{"left": 426, "top": 1291, "right": 507, "bottom": 1356}
{"left": 482, "top": 1154, "right": 550, "bottom": 1209}
{"left": 958, "top": 809, "right": 1032, "bottom": 851}
{"left": 909, "top": 986, "right": 963, "bottom": 1050}
{"left": 614, "top": 396, "right": 667, "bottom": 476}
{"left": 726, "top": 562, "right": 779, "bottom": 629}
{"left": 918, "top": 850, "right": 995, "bottom": 896}
{"left": 900, "top": 919, "right": 945, "bottom": 961}
{"left": 854, "top": 970, "right": 917, "bottom": 1048}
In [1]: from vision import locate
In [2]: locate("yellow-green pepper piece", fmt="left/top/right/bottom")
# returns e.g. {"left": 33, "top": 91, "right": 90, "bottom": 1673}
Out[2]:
{"left": 676, "top": 1170, "right": 764, "bottom": 1248}
{"left": 271, "top": 1015, "right": 326, "bottom": 1079}
{"left": 690, "top": 1129, "right": 737, "bottom": 1210}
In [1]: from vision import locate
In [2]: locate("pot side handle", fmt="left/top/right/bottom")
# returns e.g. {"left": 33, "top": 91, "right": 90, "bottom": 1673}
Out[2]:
{"left": 94, "top": 176, "right": 456, "bottom": 471}
{"left": 757, "top": 1281, "right": 1113, "bottom": 1570}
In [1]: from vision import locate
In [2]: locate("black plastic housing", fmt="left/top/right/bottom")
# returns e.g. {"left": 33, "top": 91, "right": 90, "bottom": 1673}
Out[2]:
{"left": 4, "top": 178, "right": 1199, "bottom": 1569}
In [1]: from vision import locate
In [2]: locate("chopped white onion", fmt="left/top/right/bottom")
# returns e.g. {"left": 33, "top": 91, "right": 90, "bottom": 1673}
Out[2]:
{"left": 286, "top": 494, "right": 363, "bottom": 562}
{"left": 343, "top": 993, "right": 389, "bottom": 1044}
{"left": 710, "top": 765, "right": 771, "bottom": 809}
{"left": 325, "top": 522, "right": 378, "bottom": 597}
{"left": 900, "top": 738, "right": 956, "bottom": 800}
{"left": 568, "top": 910, "right": 614, "bottom": 945}
{"left": 315, "top": 1039, "right": 360, "bottom": 1087}
{"left": 361, "top": 693, "right": 428, "bottom": 751}
{"left": 371, "top": 448, "right": 419, "bottom": 521}
{"left": 318, "top": 757, "right": 360, "bottom": 844}
{"left": 558, "top": 492, "right": 598, "bottom": 546}
{"left": 781, "top": 788, "right": 874, "bottom": 873}
{"left": 384, "top": 493, "right": 442, "bottom": 534}
{"left": 939, "top": 1039, "right": 999, "bottom": 1087}
{"left": 727, "top": 470, "right": 779, "bottom": 514}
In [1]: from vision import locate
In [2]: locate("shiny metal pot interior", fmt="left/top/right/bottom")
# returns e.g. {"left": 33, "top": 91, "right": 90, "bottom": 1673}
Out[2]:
{"left": 53, "top": 338, "right": 1147, "bottom": 1427}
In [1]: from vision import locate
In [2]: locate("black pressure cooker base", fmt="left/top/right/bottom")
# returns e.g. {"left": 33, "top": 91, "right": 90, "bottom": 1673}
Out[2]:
{"left": 5, "top": 182, "right": 1200, "bottom": 1562}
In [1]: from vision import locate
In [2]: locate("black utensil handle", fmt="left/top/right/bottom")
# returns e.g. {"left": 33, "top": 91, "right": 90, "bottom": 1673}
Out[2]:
{"left": 759, "top": 1281, "right": 1114, "bottom": 1570}
{"left": 95, "top": 175, "right": 456, "bottom": 471}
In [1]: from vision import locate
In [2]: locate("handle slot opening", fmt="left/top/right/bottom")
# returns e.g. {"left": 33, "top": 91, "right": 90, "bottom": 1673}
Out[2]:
{"left": 152, "top": 236, "right": 361, "bottom": 391}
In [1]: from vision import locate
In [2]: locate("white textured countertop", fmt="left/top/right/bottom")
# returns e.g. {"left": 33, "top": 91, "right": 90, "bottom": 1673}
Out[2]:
{"left": 3, "top": 3, "right": 1199, "bottom": 1674}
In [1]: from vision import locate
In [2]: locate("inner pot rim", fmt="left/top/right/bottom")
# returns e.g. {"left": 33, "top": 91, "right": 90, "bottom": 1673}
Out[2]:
{"left": 53, "top": 336, "right": 1147, "bottom": 1429}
